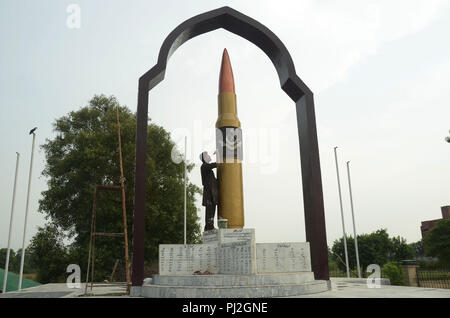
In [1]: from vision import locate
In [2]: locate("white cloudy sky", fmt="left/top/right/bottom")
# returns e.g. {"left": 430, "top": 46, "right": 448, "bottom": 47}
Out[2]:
{"left": 0, "top": 0, "right": 449, "bottom": 251}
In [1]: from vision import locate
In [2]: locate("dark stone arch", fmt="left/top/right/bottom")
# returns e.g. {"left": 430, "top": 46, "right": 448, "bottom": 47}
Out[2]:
{"left": 132, "top": 6, "right": 329, "bottom": 286}
{"left": 140, "top": 6, "right": 309, "bottom": 102}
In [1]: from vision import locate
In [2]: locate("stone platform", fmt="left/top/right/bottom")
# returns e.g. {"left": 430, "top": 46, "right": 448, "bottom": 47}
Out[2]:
{"left": 6, "top": 279, "right": 450, "bottom": 298}
{"left": 153, "top": 271, "right": 315, "bottom": 286}
{"left": 139, "top": 229, "right": 329, "bottom": 298}
{"left": 141, "top": 274, "right": 329, "bottom": 298}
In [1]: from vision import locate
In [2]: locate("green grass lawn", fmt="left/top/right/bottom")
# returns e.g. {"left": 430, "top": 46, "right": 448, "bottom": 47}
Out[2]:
{"left": 0, "top": 268, "right": 41, "bottom": 293}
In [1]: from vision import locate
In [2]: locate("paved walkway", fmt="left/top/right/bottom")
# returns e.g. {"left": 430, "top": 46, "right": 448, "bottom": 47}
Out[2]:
{"left": 289, "top": 278, "right": 450, "bottom": 298}
{"left": 1, "top": 279, "right": 449, "bottom": 298}
{"left": 0, "top": 283, "right": 130, "bottom": 298}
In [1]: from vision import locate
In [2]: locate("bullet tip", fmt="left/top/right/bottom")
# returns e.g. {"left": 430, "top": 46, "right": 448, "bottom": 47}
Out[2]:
{"left": 219, "top": 48, "right": 235, "bottom": 93}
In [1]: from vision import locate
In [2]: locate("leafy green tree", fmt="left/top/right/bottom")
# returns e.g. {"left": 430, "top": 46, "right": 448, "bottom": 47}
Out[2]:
{"left": 390, "top": 236, "right": 414, "bottom": 262}
{"left": 409, "top": 240, "right": 425, "bottom": 259}
{"left": 330, "top": 236, "right": 359, "bottom": 276}
{"left": 1, "top": 248, "right": 36, "bottom": 274}
{"left": 423, "top": 219, "right": 450, "bottom": 266}
{"left": 382, "top": 262, "right": 404, "bottom": 285}
{"left": 332, "top": 229, "right": 390, "bottom": 274}
{"left": 27, "top": 224, "right": 69, "bottom": 283}
{"left": 1, "top": 249, "right": 16, "bottom": 273}
{"left": 331, "top": 229, "right": 413, "bottom": 275}
{"left": 20, "top": 248, "right": 39, "bottom": 275}
{"left": 38, "top": 95, "right": 201, "bottom": 282}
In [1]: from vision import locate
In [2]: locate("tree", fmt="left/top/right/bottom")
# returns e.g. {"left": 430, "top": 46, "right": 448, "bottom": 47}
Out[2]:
{"left": 39, "top": 95, "right": 201, "bottom": 282}
{"left": 390, "top": 236, "right": 414, "bottom": 262}
{"left": 330, "top": 236, "right": 358, "bottom": 275}
{"left": 423, "top": 219, "right": 450, "bottom": 266}
{"left": 332, "top": 229, "right": 390, "bottom": 274}
{"left": 408, "top": 240, "right": 425, "bottom": 259}
{"left": 27, "top": 224, "right": 69, "bottom": 283}
{"left": 382, "top": 262, "right": 404, "bottom": 286}
{"left": 331, "top": 229, "right": 413, "bottom": 275}
{"left": 1, "top": 248, "right": 35, "bottom": 274}
{"left": 0, "top": 249, "right": 17, "bottom": 273}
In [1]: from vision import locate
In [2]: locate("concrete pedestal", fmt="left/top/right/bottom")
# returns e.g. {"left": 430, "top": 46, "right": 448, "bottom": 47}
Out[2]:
{"left": 141, "top": 275, "right": 328, "bottom": 298}
{"left": 139, "top": 229, "right": 330, "bottom": 298}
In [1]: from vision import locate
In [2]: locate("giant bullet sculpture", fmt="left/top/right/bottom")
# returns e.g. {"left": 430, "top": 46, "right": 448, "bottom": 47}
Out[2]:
{"left": 216, "top": 48, "right": 244, "bottom": 229}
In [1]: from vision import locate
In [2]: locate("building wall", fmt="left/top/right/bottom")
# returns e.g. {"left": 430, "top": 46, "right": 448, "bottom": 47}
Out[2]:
{"left": 441, "top": 206, "right": 450, "bottom": 219}
{"left": 420, "top": 205, "right": 450, "bottom": 253}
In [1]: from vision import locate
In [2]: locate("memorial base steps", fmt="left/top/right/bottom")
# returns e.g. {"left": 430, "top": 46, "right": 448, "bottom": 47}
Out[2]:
{"left": 142, "top": 229, "right": 331, "bottom": 298}
{"left": 152, "top": 272, "right": 315, "bottom": 286}
{"left": 142, "top": 277, "right": 329, "bottom": 298}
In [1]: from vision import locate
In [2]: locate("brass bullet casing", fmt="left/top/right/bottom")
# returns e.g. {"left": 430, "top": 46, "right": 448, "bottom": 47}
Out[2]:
{"left": 216, "top": 93, "right": 240, "bottom": 128}
{"left": 216, "top": 91, "right": 244, "bottom": 229}
{"left": 217, "top": 161, "right": 244, "bottom": 228}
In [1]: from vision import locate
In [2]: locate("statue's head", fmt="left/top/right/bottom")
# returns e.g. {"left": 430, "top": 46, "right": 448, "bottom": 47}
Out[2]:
{"left": 199, "top": 151, "right": 211, "bottom": 163}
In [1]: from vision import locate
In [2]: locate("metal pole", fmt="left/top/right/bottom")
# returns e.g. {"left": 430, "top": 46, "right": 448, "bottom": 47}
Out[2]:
{"left": 84, "top": 187, "right": 97, "bottom": 295}
{"left": 347, "top": 161, "right": 361, "bottom": 278}
{"left": 184, "top": 136, "right": 187, "bottom": 245}
{"left": 334, "top": 146, "right": 350, "bottom": 278}
{"left": 2, "top": 152, "right": 20, "bottom": 293}
{"left": 19, "top": 132, "right": 36, "bottom": 290}
{"left": 116, "top": 106, "right": 131, "bottom": 292}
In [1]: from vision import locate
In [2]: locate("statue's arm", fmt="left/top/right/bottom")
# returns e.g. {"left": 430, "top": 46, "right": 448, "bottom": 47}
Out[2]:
{"left": 214, "top": 149, "right": 221, "bottom": 166}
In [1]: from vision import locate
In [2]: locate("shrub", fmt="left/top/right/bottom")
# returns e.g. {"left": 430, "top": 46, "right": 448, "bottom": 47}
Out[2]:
{"left": 382, "top": 262, "right": 404, "bottom": 285}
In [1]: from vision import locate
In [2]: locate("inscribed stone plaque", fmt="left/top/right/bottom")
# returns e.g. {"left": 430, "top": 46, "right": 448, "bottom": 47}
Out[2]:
{"left": 256, "top": 242, "right": 311, "bottom": 273}
{"left": 203, "top": 228, "right": 255, "bottom": 244}
{"left": 217, "top": 240, "right": 256, "bottom": 275}
{"left": 159, "top": 244, "right": 218, "bottom": 276}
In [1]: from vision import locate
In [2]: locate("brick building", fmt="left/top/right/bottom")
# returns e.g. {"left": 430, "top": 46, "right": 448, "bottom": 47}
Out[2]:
{"left": 420, "top": 206, "right": 450, "bottom": 252}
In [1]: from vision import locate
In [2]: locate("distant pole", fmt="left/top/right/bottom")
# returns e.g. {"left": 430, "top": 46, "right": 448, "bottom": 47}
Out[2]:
{"left": 116, "top": 106, "right": 131, "bottom": 292}
{"left": 2, "top": 152, "right": 20, "bottom": 294}
{"left": 347, "top": 161, "right": 361, "bottom": 278}
{"left": 184, "top": 136, "right": 187, "bottom": 245}
{"left": 19, "top": 129, "right": 37, "bottom": 290}
{"left": 334, "top": 146, "right": 350, "bottom": 278}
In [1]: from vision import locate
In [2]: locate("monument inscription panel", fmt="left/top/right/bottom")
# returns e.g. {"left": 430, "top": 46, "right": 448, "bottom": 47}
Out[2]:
{"left": 218, "top": 240, "right": 256, "bottom": 275}
{"left": 256, "top": 242, "right": 311, "bottom": 273}
{"left": 203, "top": 228, "right": 255, "bottom": 244}
{"left": 159, "top": 234, "right": 313, "bottom": 276}
{"left": 159, "top": 244, "right": 218, "bottom": 276}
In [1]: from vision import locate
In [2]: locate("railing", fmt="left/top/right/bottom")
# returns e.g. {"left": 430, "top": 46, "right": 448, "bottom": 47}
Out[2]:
{"left": 329, "top": 269, "right": 362, "bottom": 278}
{"left": 417, "top": 269, "right": 450, "bottom": 289}
{"left": 329, "top": 268, "right": 391, "bottom": 280}
{"left": 330, "top": 264, "right": 450, "bottom": 289}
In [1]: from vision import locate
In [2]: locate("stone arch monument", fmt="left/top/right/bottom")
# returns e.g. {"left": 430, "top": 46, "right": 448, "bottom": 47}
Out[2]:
{"left": 131, "top": 6, "right": 329, "bottom": 295}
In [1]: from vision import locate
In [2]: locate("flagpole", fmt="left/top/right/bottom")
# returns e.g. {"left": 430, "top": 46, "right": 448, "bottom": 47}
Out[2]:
{"left": 334, "top": 146, "right": 350, "bottom": 278}
{"left": 184, "top": 136, "right": 187, "bottom": 245}
{"left": 2, "top": 152, "right": 20, "bottom": 293}
{"left": 19, "top": 130, "right": 36, "bottom": 290}
{"left": 347, "top": 161, "right": 361, "bottom": 278}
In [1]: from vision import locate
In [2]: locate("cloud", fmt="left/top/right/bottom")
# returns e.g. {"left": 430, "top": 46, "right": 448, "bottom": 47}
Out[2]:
{"left": 239, "top": 0, "right": 450, "bottom": 92}
{"left": 406, "top": 59, "right": 450, "bottom": 103}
